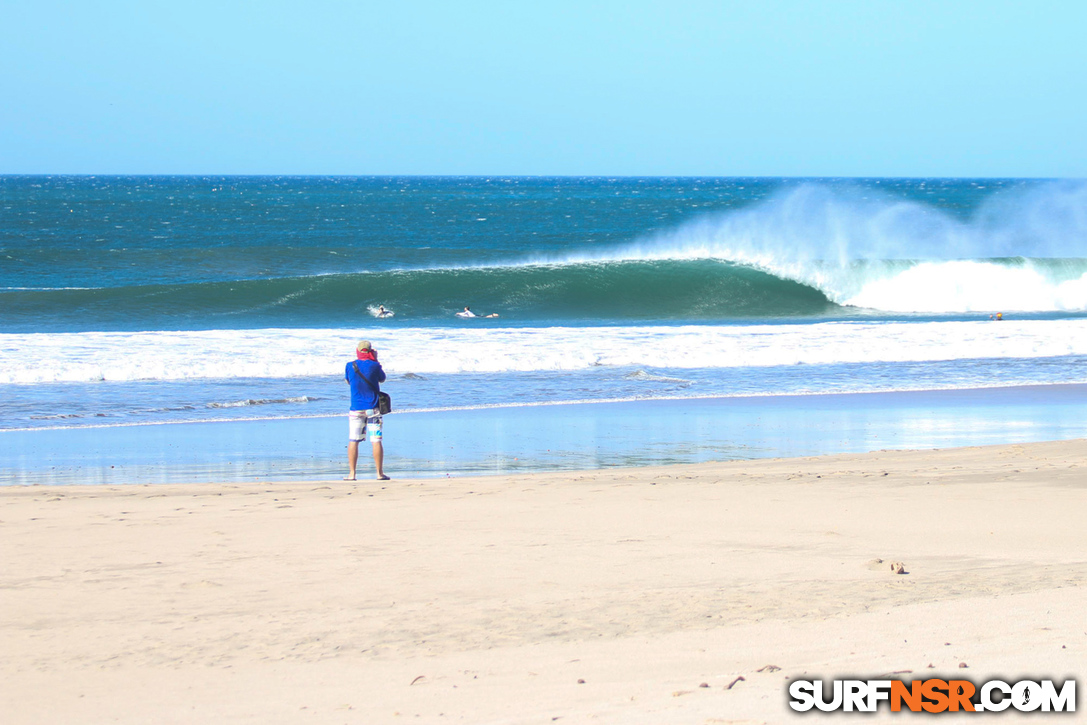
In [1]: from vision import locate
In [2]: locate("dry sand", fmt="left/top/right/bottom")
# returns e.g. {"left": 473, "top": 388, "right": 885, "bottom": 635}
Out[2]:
{"left": 2, "top": 439, "right": 1085, "bottom": 723}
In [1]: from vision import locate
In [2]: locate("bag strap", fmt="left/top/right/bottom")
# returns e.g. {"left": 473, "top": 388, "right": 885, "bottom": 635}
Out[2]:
{"left": 352, "top": 361, "right": 381, "bottom": 394}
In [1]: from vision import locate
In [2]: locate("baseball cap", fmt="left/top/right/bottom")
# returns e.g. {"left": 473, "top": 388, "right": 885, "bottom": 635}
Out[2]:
{"left": 356, "top": 340, "right": 372, "bottom": 352}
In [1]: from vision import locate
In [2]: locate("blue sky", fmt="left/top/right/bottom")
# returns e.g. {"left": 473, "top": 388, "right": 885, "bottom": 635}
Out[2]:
{"left": 1, "top": 1, "right": 1085, "bottom": 176}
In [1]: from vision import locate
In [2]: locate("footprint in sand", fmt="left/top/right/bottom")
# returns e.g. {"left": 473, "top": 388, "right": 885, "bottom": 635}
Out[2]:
{"left": 866, "top": 558, "right": 908, "bottom": 574}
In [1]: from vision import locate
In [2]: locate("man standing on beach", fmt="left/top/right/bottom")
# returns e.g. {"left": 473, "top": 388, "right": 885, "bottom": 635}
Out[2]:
{"left": 345, "top": 340, "right": 389, "bottom": 481}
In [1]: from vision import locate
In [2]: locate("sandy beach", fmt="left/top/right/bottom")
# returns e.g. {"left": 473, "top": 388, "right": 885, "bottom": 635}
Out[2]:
{"left": 2, "top": 439, "right": 1085, "bottom": 723}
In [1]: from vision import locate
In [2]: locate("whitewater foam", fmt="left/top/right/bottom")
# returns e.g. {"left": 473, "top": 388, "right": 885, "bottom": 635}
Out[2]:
{"left": 206, "top": 396, "right": 319, "bottom": 409}
{"left": 845, "top": 260, "right": 1087, "bottom": 312}
{"left": 3, "top": 320, "right": 1087, "bottom": 384}
{"left": 623, "top": 370, "right": 693, "bottom": 385}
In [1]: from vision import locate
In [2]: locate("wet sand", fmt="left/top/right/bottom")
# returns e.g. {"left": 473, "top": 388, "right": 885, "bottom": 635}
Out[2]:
{"left": 2, "top": 439, "right": 1085, "bottom": 723}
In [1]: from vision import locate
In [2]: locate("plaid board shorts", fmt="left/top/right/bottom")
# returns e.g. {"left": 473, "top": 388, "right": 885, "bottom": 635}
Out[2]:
{"left": 348, "top": 409, "right": 383, "bottom": 442}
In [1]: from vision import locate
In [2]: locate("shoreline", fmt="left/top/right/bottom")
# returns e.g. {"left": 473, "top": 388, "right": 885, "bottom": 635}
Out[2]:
{"left": 6, "top": 379, "right": 1087, "bottom": 435}
{"left": 2, "top": 439, "right": 1084, "bottom": 723}
{"left": 5, "top": 383, "right": 1087, "bottom": 486}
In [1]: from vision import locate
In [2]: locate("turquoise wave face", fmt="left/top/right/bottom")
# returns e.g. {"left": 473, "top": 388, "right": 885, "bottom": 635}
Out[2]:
{"left": 0, "top": 260, "right": 838, "bottom": 330}
{"left": 8, "top": 256, "right": 1087, "bottom": 331}
{"left": 0, "top": 175, "right": 794, "bottom": 289}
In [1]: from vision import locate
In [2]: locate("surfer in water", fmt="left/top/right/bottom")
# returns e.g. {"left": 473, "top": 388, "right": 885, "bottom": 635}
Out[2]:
{"left": 369, "top": 304, "right": 395, "bottom": 318}
{"left": 456, "top": 306, "right": 499, "bottom": 319}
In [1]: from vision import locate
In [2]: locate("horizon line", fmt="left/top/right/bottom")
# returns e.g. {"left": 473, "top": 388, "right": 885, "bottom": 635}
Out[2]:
{"left": 0, "top": 173, "right": 1072, "bottom": 181}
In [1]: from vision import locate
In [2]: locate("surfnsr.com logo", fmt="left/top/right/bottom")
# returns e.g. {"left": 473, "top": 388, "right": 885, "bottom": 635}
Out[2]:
{"left": 788, "top": 678, "right": 1076, "bottom": 713}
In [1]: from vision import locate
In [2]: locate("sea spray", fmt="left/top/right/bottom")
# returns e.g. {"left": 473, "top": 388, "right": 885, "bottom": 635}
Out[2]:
{"left": 553, "top": 181, "right": 1087, "bottom": 312}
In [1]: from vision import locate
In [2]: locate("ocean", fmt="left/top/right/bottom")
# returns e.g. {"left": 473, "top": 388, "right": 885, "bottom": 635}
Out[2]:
{"left": 3, "top": 176, "right": 1087, "bottom": 482}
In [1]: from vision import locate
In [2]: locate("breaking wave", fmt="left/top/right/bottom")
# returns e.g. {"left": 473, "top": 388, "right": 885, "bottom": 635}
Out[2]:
{"left": 3, "top": 181, "right": 1087, "bottom": 331}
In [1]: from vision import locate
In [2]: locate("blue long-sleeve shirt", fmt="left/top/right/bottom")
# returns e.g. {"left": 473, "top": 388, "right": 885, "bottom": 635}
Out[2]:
{"left": 345, "top": 359, "right": 386, "bottom": 411}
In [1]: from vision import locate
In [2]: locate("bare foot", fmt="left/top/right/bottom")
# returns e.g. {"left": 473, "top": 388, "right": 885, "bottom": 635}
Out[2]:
{"left": 343, "top": 476, "right": 356, "bottom": 481}
{"left": 377, "top": 474, "right": 390, "bottom": 481}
